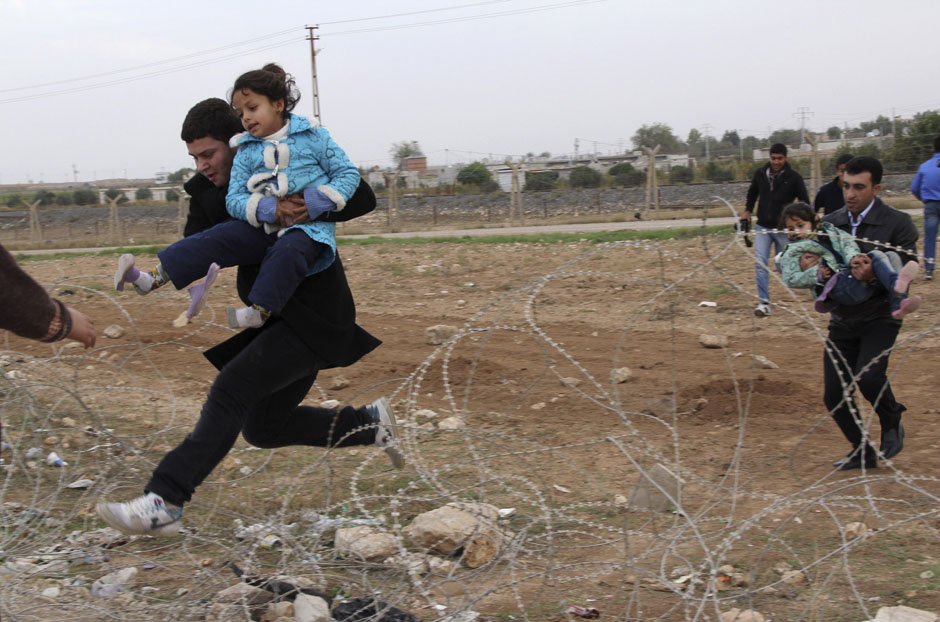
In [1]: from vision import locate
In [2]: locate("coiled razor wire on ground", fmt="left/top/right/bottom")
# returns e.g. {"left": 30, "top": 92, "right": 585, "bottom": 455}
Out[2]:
{"left": 0, "top": 210, "right": 938, "bottom": 621}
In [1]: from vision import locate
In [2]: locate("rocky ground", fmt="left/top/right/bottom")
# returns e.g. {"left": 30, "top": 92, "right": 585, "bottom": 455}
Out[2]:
{"left": 1, "top": 234, "right": 938, "bottom": 621}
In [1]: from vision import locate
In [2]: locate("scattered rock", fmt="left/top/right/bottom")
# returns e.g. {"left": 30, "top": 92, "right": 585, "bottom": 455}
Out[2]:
{"left": 262, "top": 601, "right": 294, "bottom": 621}
{"left": 384, "top": 552, "right": 429, "bottom": 574}
{"left": 41, "top": 586, "right": 60, "bottom": 599}
{"left": 334, "top": 526, "right": 398, "bottom": 561}
{"left": 751, "top": 354, "right": 778, "bottom": 369}
{"left": 414, "top": 408, "right": 438, "bottom": 419}
{"left": 427, "top": 556, "right": 458, "bottom": 576}
{"left": 61, "top": 416, "right": 77, "bottom": 427}
{"left": 404, "top": 502, "right": 504, "bottom": 567}
{"left": 692, "top": 397, "right": 708, "bottom": 411}
{"left": 613, "top": 367, "right": 632, "bottom": 383}
{"left": 874, "top": 605, "right": 938, "bottom": 622}
{"left": 103, "top": 324, "right": 125, "bottom": 339}
{"left": 698, "top": 334, "right": 728, "bottom": 348}
{"left": 559, "top": 376, "right": 581, "bottom": 388}
{"left": 214, "top": 582, "right": 274, "bottom": 605}
{"left": 644, "top": 396, "right": 677, "bottom": 417}
{"left": 845, "top": 521, "right": 868, "bottom": 539}
{"left": 293, "top": 593, "right": 331, "bottom": 622}
{"left": 328, "top": 376, "right": 350, "bottom": 391}
{"left": 99, "top": 566, "right": 138, "bottom": 587}
{"left": 426, "top": 324, "right": 458, "bottom": 345}
{"left": 730, "top": 573, "right": 750, "bottom": 587}
{"left": 438, "top": 416, "right": 464, "bottom": 430}
{"left": 721, "top": 609, "right": 765, "bottom": 622}
{"left": 718, "top": 564, "right": 736, "bottom": 575}
{"left": 628, "top": 463, "right": 681, "bottom": 513}
{"left": 781, "top": 569, "right": 806, "bottom": 584}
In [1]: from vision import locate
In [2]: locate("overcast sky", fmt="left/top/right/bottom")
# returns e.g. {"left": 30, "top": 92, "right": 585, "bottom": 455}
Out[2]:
{"left": 1, "top": 0, "right": 938, "bottom": 184}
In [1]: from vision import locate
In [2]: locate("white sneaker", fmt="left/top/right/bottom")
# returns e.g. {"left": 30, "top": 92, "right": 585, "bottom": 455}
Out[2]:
{"left": 754, "top": 303, "right": 771, "bottom": 317}
{"left": 97, "top": 492, "right": 183, "bottom": 536}
{"left": 366, "top": 397, "right": 405, "bottom": 469}
{"left": 226, "top": 305, "right": 265, "bottom": 329}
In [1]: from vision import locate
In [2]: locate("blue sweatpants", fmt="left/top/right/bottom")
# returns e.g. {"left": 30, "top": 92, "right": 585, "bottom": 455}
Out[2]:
{"left": 157, "top": 220, "right": 322, "bottom": 313}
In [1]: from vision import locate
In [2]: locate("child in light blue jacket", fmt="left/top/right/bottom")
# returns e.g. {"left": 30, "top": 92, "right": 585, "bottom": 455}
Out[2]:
{"left": 114, "top": 63, "right": 359, "bottom": 328}
{"left": 779, "top": 203, "right": 921, "bottom": 319}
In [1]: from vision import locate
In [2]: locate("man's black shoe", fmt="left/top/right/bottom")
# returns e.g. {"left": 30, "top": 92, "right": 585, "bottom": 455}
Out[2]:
{"left": 834, "top": 453, "right": 878, "bottom": 470}
{"left": 880, "top": 424, "right": 905, "bottom": 460}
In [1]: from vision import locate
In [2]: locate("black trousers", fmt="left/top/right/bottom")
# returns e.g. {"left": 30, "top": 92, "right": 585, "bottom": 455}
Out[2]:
{"left": 146, "top": 319, "right": 375, "bottom": 506}
{"left": 823, "top": 315, "right": 906, "bottom": 449}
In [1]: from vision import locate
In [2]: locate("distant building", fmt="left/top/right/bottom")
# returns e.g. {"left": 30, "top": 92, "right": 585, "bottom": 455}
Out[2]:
{"left": 403, "top": 155, "right": 427, "bottom": 173}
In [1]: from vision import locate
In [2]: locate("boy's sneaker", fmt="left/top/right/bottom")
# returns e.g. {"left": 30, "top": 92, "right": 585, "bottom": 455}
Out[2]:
{"left": 894, "top": 261, "right": 920, "bottom": 295}
{"left": 892, "top": 294, "right": 922, "bottom": 320}
{"left": 754, "top": 303, "right": 771, "bottom": 317}
{"left": 96, "top": 492, "right": 182, "bottom": 536}
{"left": 365, "top": 397, "right": 405, "bottom": 469}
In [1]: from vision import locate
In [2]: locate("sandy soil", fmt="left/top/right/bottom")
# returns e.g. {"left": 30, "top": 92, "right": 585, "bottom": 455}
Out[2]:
{"left": 2, "top": 235, "right": 939, "bottom": 620}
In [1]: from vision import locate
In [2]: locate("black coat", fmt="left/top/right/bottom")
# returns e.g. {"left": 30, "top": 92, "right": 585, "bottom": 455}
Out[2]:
{"left": 181, "top": 174, "right": 382, "bottom": 370}
{"left": 813, "top": 177, "right": 844, "bottom": 215}
{"left": 822, "top": 197, "right": 919, "bottom": 324}
{"left": 745, "top": 162, "right": 809, "bottom": 228}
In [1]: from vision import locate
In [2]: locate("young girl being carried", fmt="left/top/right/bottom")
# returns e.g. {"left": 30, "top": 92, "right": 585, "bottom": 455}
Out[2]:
{"left": 779, "top": 202, "right": 922, "bottom": 319}
{"left": 114, "top": 63, "right": 359, "bottom": 328}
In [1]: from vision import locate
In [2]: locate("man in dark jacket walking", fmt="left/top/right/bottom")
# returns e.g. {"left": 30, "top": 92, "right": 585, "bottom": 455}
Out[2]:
{"left": 98, "top": 99, "right": 401, "bottom": 537}
{"left": 813, "top": 153, "right": 854, "bottom": 215}
{"left": 743, "top": 143, "right": 809, "bottom": 316}
{"left": 821, "top": 156, "right": 918, "bottom": 470}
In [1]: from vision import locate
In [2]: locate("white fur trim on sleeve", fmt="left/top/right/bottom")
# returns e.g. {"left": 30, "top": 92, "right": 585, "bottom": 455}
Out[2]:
{"left": 229, "top": 132, "right": 248, "bottom": 149}
{"left": 245, "top": 193, "right": 263, "bottom": 228}
{"left": 318, "top": 184, "right": 346, "bottom": 211}
{"left": 264, "top": 222, "right": 281, "bottom": 235}
{"left": 246, "top": 172, "right": 273, "bottom": 194}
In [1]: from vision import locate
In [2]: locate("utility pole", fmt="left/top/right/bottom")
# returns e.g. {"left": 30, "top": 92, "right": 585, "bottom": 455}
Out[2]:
{"left": 702, "top": 123, "right": 713, "bottom": 160}
{"left": 793, "top": 106, "right": 813, "bottom": 143}
{"left": 305, "top": 25, "right": 321, "bottom": 123}
{"left": 891, "top": 107, "right": 897, "bottom": 136}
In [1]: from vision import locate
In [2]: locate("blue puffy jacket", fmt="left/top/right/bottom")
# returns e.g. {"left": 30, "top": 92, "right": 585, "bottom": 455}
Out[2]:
{"left": 226, "top": 114, "right": 360, "bottom": 276}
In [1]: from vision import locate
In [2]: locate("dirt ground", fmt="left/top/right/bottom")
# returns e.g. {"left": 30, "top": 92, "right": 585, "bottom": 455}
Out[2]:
{"left": 1, "top": 234, "right": 939, "bottom": 621}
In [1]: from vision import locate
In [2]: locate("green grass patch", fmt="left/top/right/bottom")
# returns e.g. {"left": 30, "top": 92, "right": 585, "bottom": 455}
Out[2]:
{"left": 339, "top": 225, "right": 734, "bottom": 247}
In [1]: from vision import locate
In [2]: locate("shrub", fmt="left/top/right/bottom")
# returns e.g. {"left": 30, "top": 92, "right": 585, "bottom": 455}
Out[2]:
{"left": 669, "top": 165, "right": 693, "bottom": 183}
{"left": 73, "top": 188, "right": 97, "bottom": 205}
{"left": 55, "top": 192, "right": 73, "bottom": 206}
{"left": 569, "top": 166, "right": 602, "bottom": 188}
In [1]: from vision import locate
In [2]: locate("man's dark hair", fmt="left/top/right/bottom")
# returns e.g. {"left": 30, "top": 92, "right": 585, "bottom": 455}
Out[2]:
{"left": 181, "top": 98, "right": 243, "bottom": 144}
{"left": 845, "top": 156, "right": 883, "bottom": 185}
{"left": 769, "top": 143, "right": 788, "bottom": 156}
{"left": 835, "top": 153, "right": 854, "bottom": 169}
{"left": 933, "top": 134, "right": 940, "bottom": 152}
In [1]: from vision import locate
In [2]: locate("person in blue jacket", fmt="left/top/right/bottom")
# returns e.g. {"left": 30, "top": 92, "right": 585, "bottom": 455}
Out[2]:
{"left": 114, "top": 63, "right": 359, "bottom": 329}
{"left": 911, "top": 134, "right": 940, "bottom": 280}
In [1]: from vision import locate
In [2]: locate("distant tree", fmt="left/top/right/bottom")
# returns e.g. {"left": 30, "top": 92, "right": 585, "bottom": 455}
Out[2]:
{"left": 539, "top": 151, "right": 551, "bottom": 158}
{"left": 703, "top": 161, "right": 734, "bottom": 183}
{"left": 104, "top": 188, "right": 129, "bottom": 204}
{"left": 457, "top": 162, "right": 491, "bottom": 186}
{"left": 166, "top": 168, "right": 194, "bottom": 183}
{"left": 768, "top": 128, "right": 802, "bottom": 147}
{"left": 55, "top": 192, "right": 73, "bottom": 206}
{"left": 136, "top": 187, "right": 153, "bottom": 201}
{"left": 33, "top": 190, "right": 55, "bottom": 206}
{"left": 5, "top": 193, "right": 21, "bottom": 208}
{"left": 73, "top": 188, "right": 97, "bottom": 205}
{"left": 608, "top": 162, "right": 644, "bottom": 187}
{"left": 741, "top": 135, "right": 764, "bottom": 158}
{"left": 860, "top": 115, "right": 893, "bottom": 137}
{"left": 886, "top": 109, "right": 940, "bottom": 169}
{"left": 836, "top": 142, "right": 882, "bottom": 160}
{"left": 632, "top": 123, "right": 683, "bottom": 154}
{"left": 390, "top": 140, "right": 423, "bottom": 170}
{"left": 525, "top": 170, "right": 558, "bottom": 191}
{"left": 721, "top": 130, "right": 740, "bottom": 147}
{"left": 165, "top": 189, "right": 180, "bottom": 202}
{"left": 827, "top": 126, "right": 842, "bottom": 140}
{"left": 669, "top": 165, "right": 693, "bottom": 183}
{"left": 569, "top": 165, "right": 602, "bottom": 188}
